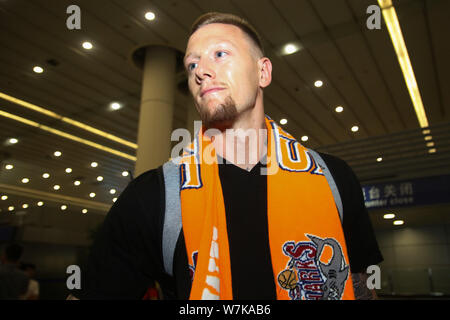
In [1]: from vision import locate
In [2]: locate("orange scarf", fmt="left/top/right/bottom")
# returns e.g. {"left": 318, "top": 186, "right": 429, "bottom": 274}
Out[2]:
{"left": 179, "top": 116, "right": 355, "bottom": 300}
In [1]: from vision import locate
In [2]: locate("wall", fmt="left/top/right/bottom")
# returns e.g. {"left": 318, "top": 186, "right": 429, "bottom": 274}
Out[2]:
{"left": 374, "top": 223, "right": 450, "bottom": 296}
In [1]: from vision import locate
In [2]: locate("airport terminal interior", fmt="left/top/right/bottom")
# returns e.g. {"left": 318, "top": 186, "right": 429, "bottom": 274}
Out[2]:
{"left": 0, "top": 0, "right": 449, "bottom": 299}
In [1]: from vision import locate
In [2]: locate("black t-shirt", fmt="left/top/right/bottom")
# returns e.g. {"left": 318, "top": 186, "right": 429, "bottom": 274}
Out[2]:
{"left": 73, "top": 153, "right": 383, "bottom": 300}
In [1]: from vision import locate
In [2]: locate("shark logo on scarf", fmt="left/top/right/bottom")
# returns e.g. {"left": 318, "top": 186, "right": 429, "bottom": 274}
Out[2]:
{"left": 278, "top": 234, "right": 349, "bottom": 300}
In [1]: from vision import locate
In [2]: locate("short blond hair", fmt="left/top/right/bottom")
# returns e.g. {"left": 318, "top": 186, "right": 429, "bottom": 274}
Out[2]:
{"left": 190, "top": 12, "right": 264, "bottom": 57}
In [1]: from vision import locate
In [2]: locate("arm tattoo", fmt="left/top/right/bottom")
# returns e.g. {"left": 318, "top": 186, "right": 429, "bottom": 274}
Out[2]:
{"left": 351, "top": 273, "right": 377, "bottom": 300}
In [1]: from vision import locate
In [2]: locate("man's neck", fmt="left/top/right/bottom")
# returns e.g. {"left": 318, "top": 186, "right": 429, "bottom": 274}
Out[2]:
{"left": 207, "top": 107, "right": 267, "bottom": 171}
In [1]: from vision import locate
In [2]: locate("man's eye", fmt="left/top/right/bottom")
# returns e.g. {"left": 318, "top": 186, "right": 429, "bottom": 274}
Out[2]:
{"left": 216, "top": 51, "right": 227, "bottom": 58}
{"left": 187, "top": 63, "right": 197, "bottom": 71}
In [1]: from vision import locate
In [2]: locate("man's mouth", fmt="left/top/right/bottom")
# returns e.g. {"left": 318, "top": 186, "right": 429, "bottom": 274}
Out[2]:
{"left": 200, "top": 87, "right": 225, "bottom": 97}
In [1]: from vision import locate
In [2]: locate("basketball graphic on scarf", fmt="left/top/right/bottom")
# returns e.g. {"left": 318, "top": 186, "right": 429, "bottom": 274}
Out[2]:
{"left": 278, "top": 269, "right": 298, "bottom": 290}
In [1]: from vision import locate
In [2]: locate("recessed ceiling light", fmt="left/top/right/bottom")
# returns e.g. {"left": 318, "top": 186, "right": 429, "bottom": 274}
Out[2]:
{"left": 280, "top": 119, "right": 287, "bottom": 125}
{"left": 426, "top": 142, "right": 434, "bottom": 147}
{"left": 424, "top": 135, "right": 432, "bottom": 141}
{"left": 42, "top": 173, "right": 50, "bottom": 179}
{"left": 82, "top": 41, "right": 93, "bottom": 50}
{"left": 383, "top": 213, "right": 395, "bottom": 219}
{"left": 1, "top": 195, "right": 8, "bottom": 200}
{"left": 8, "top": 206, "right": 14, "bottom": 211}
{"left": 22, "top": 204, "right": 29, "bottom": 209}
{"left": 112, "top": 197, "right": 117, "bottom": 203}
{"left": 89, "top": 192, "right": 96, "bottom": 198}
{"left": 301, "top": 136, "right": 309, "bottom": 142}
{"left": 82, "top": 209, "right": 88, "bottom": 214}
{"left": 428, "top": 148, "right": 436, "bottom": 154}
{"left": 314, "top": 80, "right": 323, "bottom": 88}
{"left": 33, "top": 66, "right": 44, "bottom": 73}
{"left": 74, "top": 180, "right": 81, "bottom": 186}
{"left": 144, "top": 11, "right": 156, "bottom": 21}
{"left": 91, "top": 162, "right": 98, "bottom": 168}
{"left": 122, "top": 171, "right": 129, "bottom": 177}
{"left": 110, "top": 188, "right": 116, "bottom": 195}
{"left": 53, "top": 185, "right": 61, "bottom": 190}
{"left": 422, "top": 129, "right": 431, "bottom": 135}
{"left": 377, "top": 157, "right": 383, "bottom": 162}
{"left": 5, "top": 164, "right": 13, "bottom": 170}
{"left": 8, "top": 138, "right": 18, "bottom": 144}
{"left": 21, "top": 178, "right": 30, "bottom": 184}
{"left": 335, "top": 106, "right": 344, "bottom": 113}
{"left": 61, "top": 205, "right": 67, "bottom": 211}
{"left": 96, "top": 176, "right": 103, "bottom": 182}
{"left": 351, "top": 126, "right": 359, "bottom": 132}
{"left": 283, "top": 43, "right": 297, "bottom": 55}
{"left": 393, "top": 220, "right": 404, "bottom": 226}
{"left": 37, "top": 201, "right": 44, "bottom": 207}
{"left": 110, "top": 102, "right": 122, "bottom": 111}
{"left": 65, "top": 168, "right": 72, "bottom": 173}
{"left": 54, "top": 151, "right": 62, "bottom": 157}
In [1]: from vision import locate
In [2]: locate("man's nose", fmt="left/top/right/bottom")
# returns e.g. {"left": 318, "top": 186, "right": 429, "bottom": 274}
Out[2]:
{"left": 195, "top": 60, "right": 215, "bottom": 82}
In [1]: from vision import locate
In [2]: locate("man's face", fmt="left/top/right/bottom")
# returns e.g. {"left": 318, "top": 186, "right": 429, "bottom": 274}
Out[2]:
{"left": 184, "top": 23, "right": 261, "bottom": 128}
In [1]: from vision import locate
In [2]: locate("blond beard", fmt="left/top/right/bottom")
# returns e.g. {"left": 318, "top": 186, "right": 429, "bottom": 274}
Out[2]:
{"left": 197, "top": 96, "right": 238, "bottom": 129}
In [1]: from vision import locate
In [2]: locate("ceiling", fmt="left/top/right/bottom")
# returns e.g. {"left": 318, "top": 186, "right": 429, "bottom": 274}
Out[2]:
{"left": 0, "top": 0, "right": 449, "bottom": 227}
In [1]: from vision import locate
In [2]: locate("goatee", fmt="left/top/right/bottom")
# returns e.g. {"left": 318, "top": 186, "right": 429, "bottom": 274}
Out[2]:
{"left": 198, "top": 96, "right": 238, "bottom": 130}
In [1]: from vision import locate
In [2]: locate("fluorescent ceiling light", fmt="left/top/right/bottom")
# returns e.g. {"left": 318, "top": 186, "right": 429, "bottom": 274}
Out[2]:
{"left": 383, "top": 213, "right": 395, "bottom": 219}
{"left": 393, "top": 220, "right": 404, "bottom": 225}
{"left": 378, "top": 0, "right": 429, "bottom": 128}
{"left": 0, "top": 92, "right": 137, "bottom": 149}
{"left": 0, "top": 109, "right": 137, "bottom": 161}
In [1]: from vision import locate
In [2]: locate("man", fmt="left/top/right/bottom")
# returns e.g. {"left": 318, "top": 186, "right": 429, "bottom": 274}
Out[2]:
{"left": 19, "top": 263, "right": 40, "bottom": 300}
{"left": 69, "top": 12, "right": 382, "bottom": 300}
{"left": 0, "top": 243, "right": 30, "bottom": 300}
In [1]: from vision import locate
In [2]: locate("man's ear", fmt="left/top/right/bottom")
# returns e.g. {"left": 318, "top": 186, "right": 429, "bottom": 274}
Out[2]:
{"left": 258, "top": 57, "right": 272, "bottom": 88}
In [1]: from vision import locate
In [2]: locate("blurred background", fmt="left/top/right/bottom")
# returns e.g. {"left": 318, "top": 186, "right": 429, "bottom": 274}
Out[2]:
{"left": 0, "top": 0, "right": 449, "bottom": 299}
